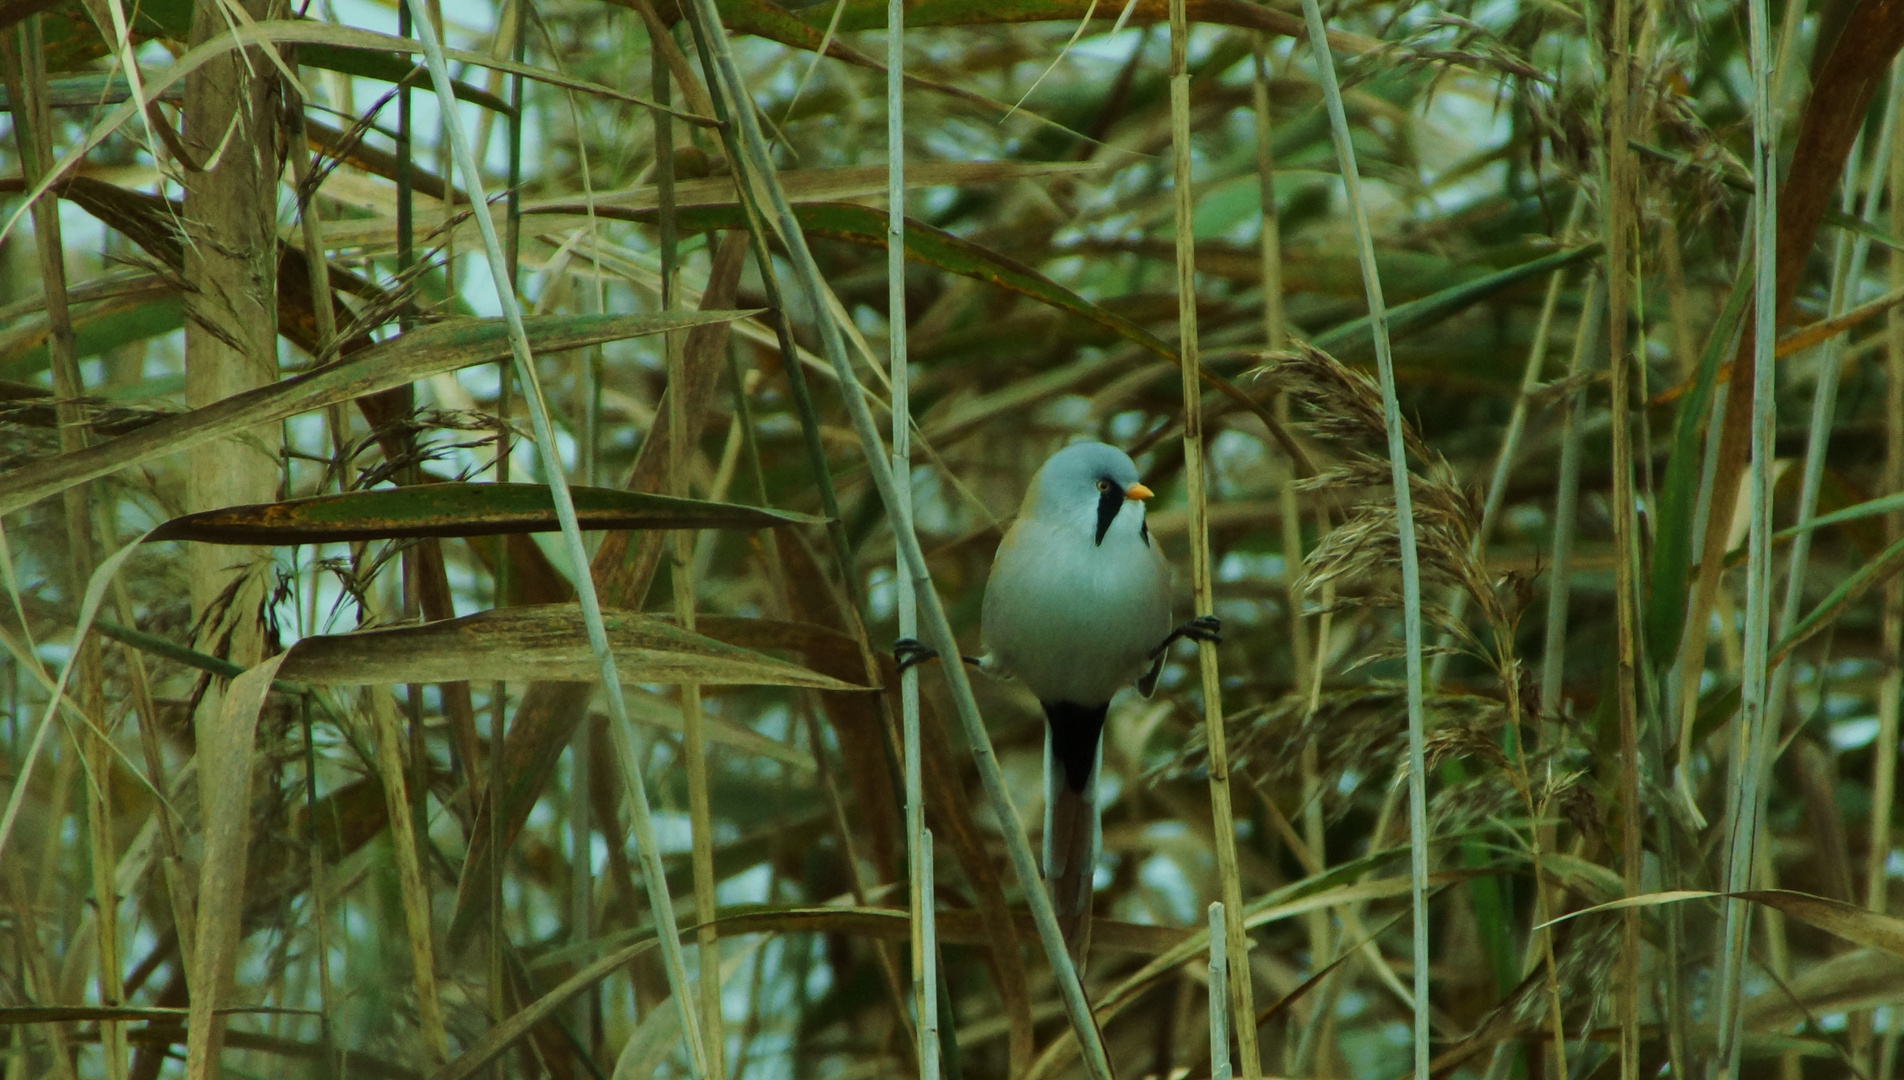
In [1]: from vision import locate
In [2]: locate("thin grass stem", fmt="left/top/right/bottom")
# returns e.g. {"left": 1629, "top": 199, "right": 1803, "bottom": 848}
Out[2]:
{"left": 399, "top": 3, "right": 710, "bottom": 1073}
{"left": 1875, "top": 60, "right": 1904, "bottom": 925}
{"left": 652, "top": 41, "right": 726, "bottom": 1076}
{"left": 1430, "top": 191, "right": 1584, "bottom": 687}
{"left": 366, "top": 687, "right": 451, "bottom": 1063}
{"left": 1763, "top": 78, "right": 1898, "bottom": 817}
{"left": 887, "top": 2, "right": 937, "bottom": 1076}
{"left": 1168, "top": 0, "right": 1258, "bottom": 1072}
{"left": 0, "top": 31, "right": 123, "bottom": 1080}
{"left": 1295, "top": 2, "right": 1431, "bottom": 1075}
{"left": 920, "top": 829, "right": 940, "bottom": 1080}
{"left": 1598, "top": 0, "right": 1647, "bottom": 1068}
{"left": 1716, "top": 0, "right": 1781, "bottom": 1065}
{"left": 673, "top": 2, "right": 1113, "bottom": 1072}
{"left": 1209, "top": 901, "right": 1231, "bottom": 1080}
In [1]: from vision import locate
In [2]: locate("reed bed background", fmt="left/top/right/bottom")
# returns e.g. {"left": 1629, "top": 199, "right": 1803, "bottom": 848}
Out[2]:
{"left": 1, "top": 0, "right": 1902, "bottom": 1077}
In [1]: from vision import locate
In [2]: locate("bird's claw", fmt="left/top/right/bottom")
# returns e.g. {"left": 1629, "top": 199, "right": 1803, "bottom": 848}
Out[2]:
{"left": 1182, "top": 614, "right": 1222, "bottom": 644}
{"left": 893, "top": 637, "right": 939, "bottom": 674}
{"left": 1149, "top": 615, "right": 1224, "bottom": 660}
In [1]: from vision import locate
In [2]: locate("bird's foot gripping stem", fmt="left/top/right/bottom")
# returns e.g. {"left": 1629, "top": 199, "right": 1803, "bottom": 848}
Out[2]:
{"left": 893, "top": 638, "right": 938, "bottom": 674}
{"left": 1150, "top": 614, "right": 1222, "bottom": 659}
{"left": 893, "top": 638, "right": 984, "bottom": 675}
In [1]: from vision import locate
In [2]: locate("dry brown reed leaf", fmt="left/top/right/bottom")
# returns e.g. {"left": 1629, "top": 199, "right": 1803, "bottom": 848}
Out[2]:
{"left": 364, "top": 687, "right": 450, "bottom": 1063}
{"left": 183, "top": 655, "right": 279, "bottom": 1080}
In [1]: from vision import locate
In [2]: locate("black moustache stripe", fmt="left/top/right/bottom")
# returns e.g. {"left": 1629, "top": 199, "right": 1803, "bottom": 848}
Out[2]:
{"left": 1095, "top": 483, "right": 1121, "bottom": 545}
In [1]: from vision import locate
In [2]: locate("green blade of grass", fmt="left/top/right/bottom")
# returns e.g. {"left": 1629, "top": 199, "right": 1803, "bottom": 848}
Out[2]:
{"left": 1647, "top": 261, "right": 1754, "bottom": 668}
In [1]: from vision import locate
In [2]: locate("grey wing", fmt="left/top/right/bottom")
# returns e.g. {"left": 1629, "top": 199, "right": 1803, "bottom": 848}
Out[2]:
{"left": 1134, "top": 537, "right": 1175, "bottom": 697}
{"left": 1137, "top": 651, "right": 1165, "bottom": 698}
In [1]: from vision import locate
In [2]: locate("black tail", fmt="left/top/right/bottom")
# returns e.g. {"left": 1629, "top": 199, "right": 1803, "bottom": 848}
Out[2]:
{"left": 1042, "top": 700, "right": 1109, "bottom": 975}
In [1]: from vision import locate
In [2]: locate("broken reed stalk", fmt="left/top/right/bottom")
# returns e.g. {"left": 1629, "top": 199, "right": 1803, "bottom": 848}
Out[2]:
{"left": 399, "top": 3, "right": 711, "bottom": 1074}
{"left": 674, "top": 0, "right": 1114, "bottom": 1072}
{"left": 1167, "top": 0, "right": 1258, "bottom": 1073}
{"left": 1296, "top": 1, "right": 1431, "bottom": 1074}
{"left": 1209, "top": 901, "right": 1231, "bottom": 1080}
{"left": 918, "top": 829, "right": 941, "bottom": 1079}
{"left": 1716, "top": 0, "right": 1780, "bottom": 1066}
{"left": 887, "top": 1, "right": 939, "bottom": 1076}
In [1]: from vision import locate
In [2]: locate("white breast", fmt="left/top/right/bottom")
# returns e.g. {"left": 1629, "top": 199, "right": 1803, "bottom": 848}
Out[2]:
{"left": 981, "top": 502, "right": 1173, "bottom": 705}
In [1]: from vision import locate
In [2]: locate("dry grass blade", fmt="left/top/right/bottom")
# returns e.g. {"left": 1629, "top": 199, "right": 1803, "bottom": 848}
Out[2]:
{"left": 678, "top": 0, "right": 1115, "bottom": 1071}
{"left": 0, "top": 530, "right": 149, "bottom": 865}
{"left": 149, "top": 483, "right": 822, "bottom": 544}
{"left": 1167, "top": 0, "right": 1258, "bottom": 1071}
{"left": 1290, "top": 5, "right": 1434, "bottom": 1073}
{"left": 1546, "top": 888, "right": 1904, "bottom": 957}
{"left": 183, "top": 653, "right": 282, "bottom": 1080}
{"left": 365, "top": 688, "right": 451, "bottom": 1062}
{"left": 276, "top": 604, "right": 867, "bottom": 688}
{"left": 0, "top": 311, "right": 751, "bottom": 516}
{"left": 12, "top": 1, "right": 1904, "bottom": 1075}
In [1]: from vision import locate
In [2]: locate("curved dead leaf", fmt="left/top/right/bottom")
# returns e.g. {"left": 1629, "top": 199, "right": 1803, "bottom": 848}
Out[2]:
{"left": 277, "top": 604, "right": 871, "bottom": 690}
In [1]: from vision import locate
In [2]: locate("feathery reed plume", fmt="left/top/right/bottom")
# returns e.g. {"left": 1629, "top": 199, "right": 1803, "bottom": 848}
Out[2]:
{"left": 1261, "top": 343, "right": 1533, "bottom": 676}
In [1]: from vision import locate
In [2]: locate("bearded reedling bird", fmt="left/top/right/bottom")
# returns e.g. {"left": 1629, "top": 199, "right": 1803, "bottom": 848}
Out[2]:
{"left": 896, "top": 441, "right": 1219, "bottom": 971}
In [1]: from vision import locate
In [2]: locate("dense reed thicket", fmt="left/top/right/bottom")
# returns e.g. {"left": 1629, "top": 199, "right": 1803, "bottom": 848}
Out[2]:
{"left": 2, "top": 0, "right": 1903, "bottom": 1077}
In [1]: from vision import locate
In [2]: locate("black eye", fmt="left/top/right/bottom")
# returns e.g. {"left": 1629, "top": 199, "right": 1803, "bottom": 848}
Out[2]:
{"left": 1096, "top": 479, "right": 1113, "bottom": 493}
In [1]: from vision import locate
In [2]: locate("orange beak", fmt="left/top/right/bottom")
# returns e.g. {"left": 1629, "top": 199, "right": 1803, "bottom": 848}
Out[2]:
{"left": 1125, "top": 482, "right": 1154, "bottom": 501}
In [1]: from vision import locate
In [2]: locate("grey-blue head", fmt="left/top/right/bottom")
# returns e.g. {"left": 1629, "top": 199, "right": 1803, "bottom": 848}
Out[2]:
{"left": 1024, "top": 441, "right": 1153, "bottom": 546}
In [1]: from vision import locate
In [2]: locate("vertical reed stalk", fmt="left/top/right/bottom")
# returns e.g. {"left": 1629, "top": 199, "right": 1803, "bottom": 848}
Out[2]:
{"left": 1532, "top": 275, "right": 1605, "bottom": 1080}
{"left": 1433, "top": 193, "right": 1586, "bottom": 685}
{"left": 401, "top": 3, "right": 709, "bottom": 1073}
{"left": 660, "top": 11, "right": 926, "bottom": 1049}
{"left": 300, "top": 695, "right": 339, "bottom": 1079}
{"left": 1252, "top": 45, "right": 1329, "bottom": 1067}
{"left": 1761, "top": 89, "right": 1896, "bottom": 936}
{"left": 111, "top": 577, "right": 196, "bottom": 980}
{"left": 919, "top": 830, "right": 940, "bottom": 1080}
{"left": 0, "top": 23, "right": 122, "bottom": 1080}
{"left": 1168, "top": 1, "right": 1258, "bottom": 1074}
{"left": 1715, "top": 0, "right": 1780, "bottom": 1067}
{"left": 1876, "top": 63, "right": 1904, "bottom": 930}
{"left": 286, "top": 82, "right": 337, "bottom": 354}
{"left": 1296, "top": 2, "right": 1431, "bottom": 1074}
{"left": 887, "top": 4, "right": 938, "bottom": 1076}
{"left": 368, "top": 689, "right": 451, "bottom": 1062}
{"left": 1537, "top": 287, "right": 1598, "bottom": 717}
{"left": 1598, "top": 0, "right": 1646, "bottom": 1068}
{"left": 490, "top": 10, "right": 523, "bottom": 1059}
{"left": 674, "top": 1, "right": 1112, "bottom": 1070}
{"left": 654, "top": 40, "right": 726, "bottom": 1076}
{"left": 1209, "top": 901, "right": 1231, "bottom": 1080}
{"left": 396, "top": 0, "right": 414, "bottom": 320}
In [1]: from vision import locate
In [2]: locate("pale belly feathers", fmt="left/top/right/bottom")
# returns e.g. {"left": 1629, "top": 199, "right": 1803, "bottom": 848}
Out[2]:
{"left": 980, "top": 511, "right": 1172, "bottom": 705}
